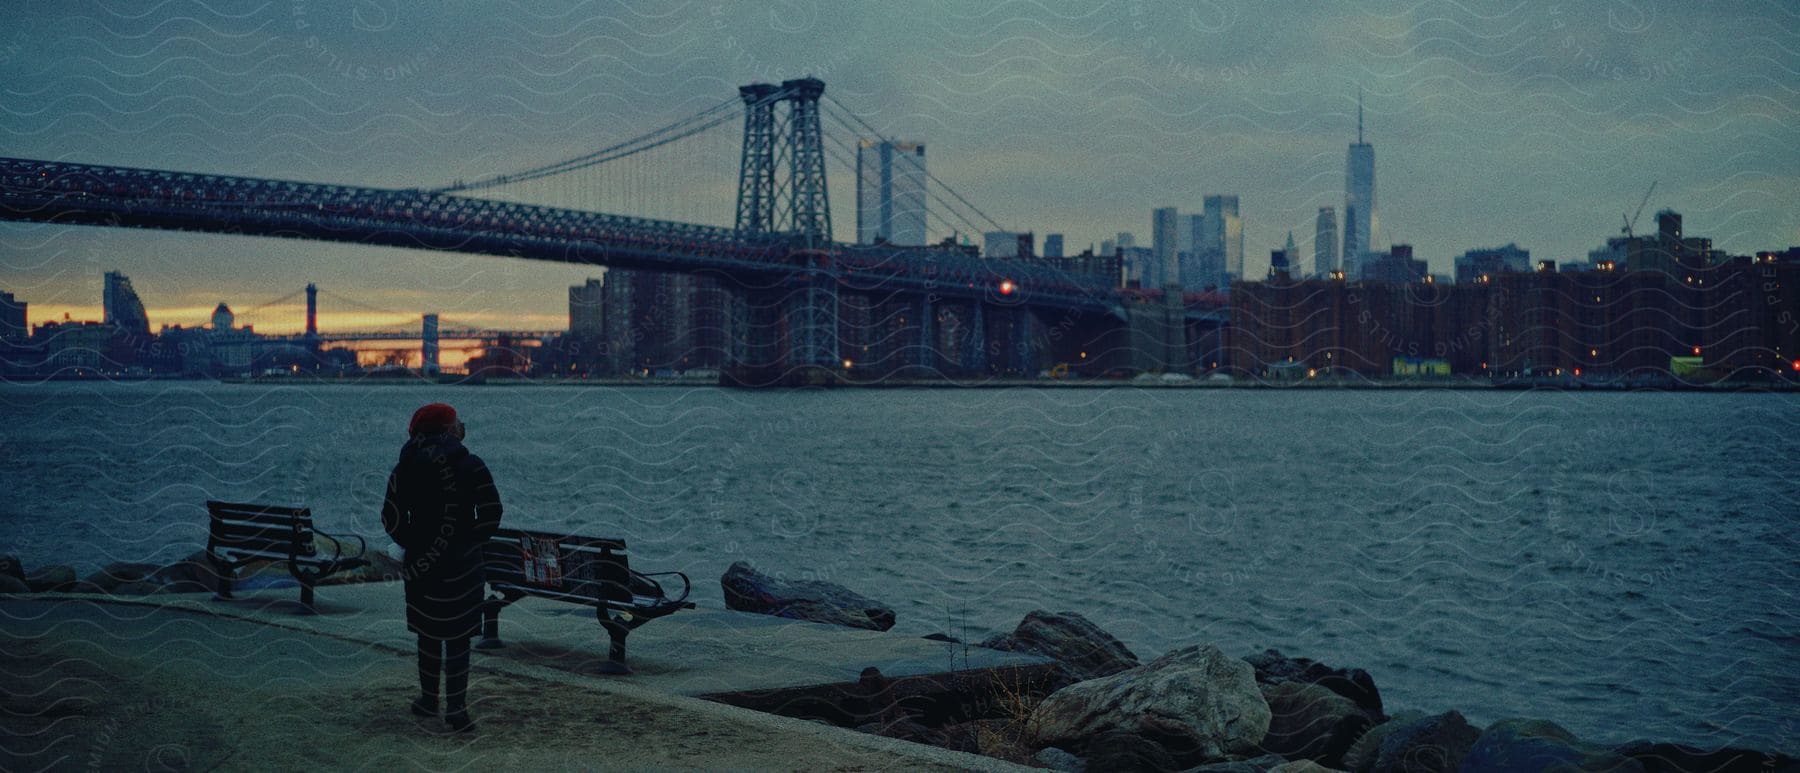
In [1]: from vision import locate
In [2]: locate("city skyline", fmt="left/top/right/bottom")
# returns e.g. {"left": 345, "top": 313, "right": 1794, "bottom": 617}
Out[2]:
{"left": 2, "top": 3, "right": 1796, "bottom": 326}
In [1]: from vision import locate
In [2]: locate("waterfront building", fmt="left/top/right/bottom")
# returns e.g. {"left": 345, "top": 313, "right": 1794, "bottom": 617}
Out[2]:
{"left": 210, "top": 303, "right": 234, "bottom": 331}
{"left": 569, "top": 277, "right": 605, "bottom": 336}
{"left": 856, "top": 139, "right": 927, "bottom": 246}
{"left": 1454, "top": 244, "right": 1531, "bottom": 284}
{"left": 103, "top": 270, "right": 149, "bottom": 335}
{"left": 1043, "top": 233, "right": 1064, "bottom": 259}
{"left": 1314, "top": 207, "right": 1338, "bottom": 279}
{"left": 0, "top": 290, "right": 25, "bottom": 343}
{"left": 1582, "top": 209, "right": 1722, "bottom": 279}
{"left": 35, "top": 319, "right": 113, "bottom": 372}
{"left": 1344, "top": 91, "right": 1378, "bottom": 279}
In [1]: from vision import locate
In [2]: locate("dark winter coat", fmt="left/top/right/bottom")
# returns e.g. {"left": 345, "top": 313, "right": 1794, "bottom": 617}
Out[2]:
{"left": 380, "top": 433, "right": 503, "bottom": 640}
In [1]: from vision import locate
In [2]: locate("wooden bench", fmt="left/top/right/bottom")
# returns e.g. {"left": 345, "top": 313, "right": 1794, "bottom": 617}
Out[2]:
{"left": 477, "top": 527, "right": 694, "bottom": 674}
{"left": 205, "top": 500, "right": 369, "bottom": 610}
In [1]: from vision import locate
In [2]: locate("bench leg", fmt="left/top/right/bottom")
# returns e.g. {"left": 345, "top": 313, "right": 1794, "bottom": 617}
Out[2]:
{"left": 211, "top": 557, "right": 233, "bottom": 601}
{"left": 598, "top": 614, "right": 630, "bottom": 675}
{"left": 474, "top": 596, "right": 506, "bottom": 650}
{"left": 298, "top": 579, "right": 316, "bottom": 613}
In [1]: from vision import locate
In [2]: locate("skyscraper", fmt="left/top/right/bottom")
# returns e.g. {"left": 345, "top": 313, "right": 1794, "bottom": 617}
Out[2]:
{"left": 856, "top": 139, "right": 927, "bottom": 246}
{"left": 1152, "top": 207, "right": 1180, "bottom": 287}
{"left": 103, "top": 270, "right": 149, "bottom": 334}
{"left": 1315, "top": 207, "right": 1339, "bottom": 278}
{"left": 1043, "top": 234, "right": 1064, "bottom": 258}
{"left": 1343, "top": 90, "right": 1378, "bottom": 279}
{"left": 1199, "top": 195, "right": 1242, "bottom": 283}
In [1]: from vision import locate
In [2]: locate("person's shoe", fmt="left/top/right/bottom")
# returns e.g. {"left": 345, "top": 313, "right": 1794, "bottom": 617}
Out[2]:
{"left": 410, "top": 696, "right": 437, "bottom": 717}
{"left": 445, "top": 709, "right": 475, "bottom": 733}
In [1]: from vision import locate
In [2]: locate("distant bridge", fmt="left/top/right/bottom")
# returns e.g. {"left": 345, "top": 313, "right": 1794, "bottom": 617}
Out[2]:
{"left": 0, "top": 78, "right": 1221, "bottom": 384}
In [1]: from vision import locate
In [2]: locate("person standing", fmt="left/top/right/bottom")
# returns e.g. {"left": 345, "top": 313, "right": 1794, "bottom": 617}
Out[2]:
{"left": 380, "top": 402, "right": 502, "bottom": 733}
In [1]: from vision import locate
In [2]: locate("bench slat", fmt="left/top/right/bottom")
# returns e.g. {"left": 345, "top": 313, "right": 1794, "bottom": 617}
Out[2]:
{"left": 207, "top": 500, "right": 310, "bottom": 519}
{"left": 491, "top": 527, "right": 625, "bottom": 552}
{"left": 211, "top": 524, "right": 314, "bottom": 557}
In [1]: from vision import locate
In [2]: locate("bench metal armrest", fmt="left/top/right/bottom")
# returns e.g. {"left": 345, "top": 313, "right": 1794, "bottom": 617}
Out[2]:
{"left": 309, "top": 525, "right": 367, "bottom": 566}
{"left": 634, "top": 570, "right": 691, "bottom": 606}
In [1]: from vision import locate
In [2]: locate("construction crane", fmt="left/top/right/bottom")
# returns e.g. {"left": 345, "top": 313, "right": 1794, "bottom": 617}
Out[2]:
{"left": 1622, "top": 181, "right": 1657, "bottom": 238}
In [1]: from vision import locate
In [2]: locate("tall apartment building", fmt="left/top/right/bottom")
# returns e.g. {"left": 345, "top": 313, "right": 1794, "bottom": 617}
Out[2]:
{"left": 103, "top": 270, "right": 149, "bottom": 334}
{"left": 1198, "top": 195, "right": 1242, "bottom": 284}
{"left": 856, "top": 139, "right": 927, "bottom": 246}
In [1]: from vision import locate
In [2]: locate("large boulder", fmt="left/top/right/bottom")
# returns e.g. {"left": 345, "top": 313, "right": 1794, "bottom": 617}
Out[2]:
{"left": 1260, "top": 681, "right": 1373, "bottom": 767}
{"left": 720, "top": 561, "right": 895, "bottom": 631}
{"left": 81, "top": 561, "right": 162, "bottom": 593}
{"left": 1460, "top": 719, "right": 1642, "bottom": 773}
{"left": 1342, "top": 712, "right": 1426, "bottom": 773}
{"left": 1271, "top": 762, "right": 1340, "bottom": 773}
{"left": 0, "top": 573, "right": 27, "bottom": 593}
{"left": 981, "top": 610, "right": 1139, "bottom": 687}
{"left": 25, "top": 565, "right": 77, "bottom": 592}
{"left": 1082, "top": 729, "right": 1180, "bottom": 772}
{"left": 1613, "top": 740, "right": 1795, "bottom": 773}
{"left": 1029, "top": 643, "right": 1272, "bottom": 766}
{"left": 1372, "top": 710, "right": 1480, "bottom": 773}
{"left": 1245, "top": 649, "right": 1384, "bottom": 721}
{"left": 1034, "top": 746, "right": 1086, "bottom": 772}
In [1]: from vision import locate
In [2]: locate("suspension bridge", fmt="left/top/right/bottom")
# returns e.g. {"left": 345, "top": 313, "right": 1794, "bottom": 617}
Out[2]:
{"left": 0, "top": 78, "right": 1222, "bottom": 384}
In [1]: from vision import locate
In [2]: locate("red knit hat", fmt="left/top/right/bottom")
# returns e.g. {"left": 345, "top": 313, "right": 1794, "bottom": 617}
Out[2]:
{"left": 409, "top": 403, "right": 458, "bottom": 435}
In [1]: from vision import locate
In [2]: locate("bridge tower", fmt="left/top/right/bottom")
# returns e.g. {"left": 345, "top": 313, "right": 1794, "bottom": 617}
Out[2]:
{"left": 777, "top": 77, "right": 831, "bottom": 249}
{"left": 422, "top": 313, "right": 440, "bottom": 376}
{"left": 304, "top": 283, "right": 318, "bottom": 339}
{"left": 735, "top": 83, "right": 780, "bottom": 235}
{"left": 726, "top": 78, "right": 840, "bottom": 385}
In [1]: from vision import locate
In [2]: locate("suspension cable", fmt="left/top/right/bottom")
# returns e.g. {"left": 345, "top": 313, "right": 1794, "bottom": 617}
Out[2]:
{"left": 818, "top": 129, "right": 991, "bottom": 242}
{"left": 822, "top": 96, "right": 1007, "bottom": 232}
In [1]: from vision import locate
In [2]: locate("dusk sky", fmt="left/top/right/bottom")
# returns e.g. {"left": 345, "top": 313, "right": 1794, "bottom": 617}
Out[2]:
{"left": 2, "top": 1, "right": 1796, "bottom": 333}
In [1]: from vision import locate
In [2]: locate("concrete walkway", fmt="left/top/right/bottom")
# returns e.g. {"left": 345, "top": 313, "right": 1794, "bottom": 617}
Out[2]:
{"left": 1, "top": 584, "right": 1046, "bottom": 771}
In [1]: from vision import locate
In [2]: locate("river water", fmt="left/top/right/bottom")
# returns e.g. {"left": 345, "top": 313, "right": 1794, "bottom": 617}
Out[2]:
{"left": 2, "top": 382, "right": 1795, "bottom": 750}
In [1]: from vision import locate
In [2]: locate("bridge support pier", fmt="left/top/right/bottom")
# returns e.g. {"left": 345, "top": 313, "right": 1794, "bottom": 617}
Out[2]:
{"left": 914, "top": 295, "right": 936, "bottom": 374}
{"left": 960, "top": 302, "right": 987, "bottom": 375}
{"left": 1126, "top": 288, "right": 1190, "bottom": 373}
{"left": 721, "top": 274, "right": 842, "bottom": 387}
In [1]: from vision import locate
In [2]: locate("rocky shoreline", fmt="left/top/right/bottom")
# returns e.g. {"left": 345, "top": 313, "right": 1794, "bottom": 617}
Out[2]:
{"left": 718, "top": 561, "right": 1795, "bottom": 773}
{"left": 4, "top": 553, "right": 1793, "bottom": 772}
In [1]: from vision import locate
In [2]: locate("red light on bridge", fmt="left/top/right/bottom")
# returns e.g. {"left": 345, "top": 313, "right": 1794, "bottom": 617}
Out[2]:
{"left": 999, "top": 280, "right": 1016, "bottom": 296}
{"left": 1791, "top": 359, "right": 1800, "bottom": 372}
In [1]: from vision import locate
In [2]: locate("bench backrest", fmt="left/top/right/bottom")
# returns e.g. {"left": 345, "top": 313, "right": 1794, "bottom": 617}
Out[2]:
{"left": 483, "top": 527, "right": 633, "bottom": 604}
{"left": 206, "top": 500, "right": 316, "bottom": 562}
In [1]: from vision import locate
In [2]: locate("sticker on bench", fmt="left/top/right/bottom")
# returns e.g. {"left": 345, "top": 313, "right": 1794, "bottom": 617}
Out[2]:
{"left": 520, "top": 536, "right": 564, "bottom": 588}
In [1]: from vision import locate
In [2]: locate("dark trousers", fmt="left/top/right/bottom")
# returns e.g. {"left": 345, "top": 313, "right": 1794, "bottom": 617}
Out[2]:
{"left": 417, "top": 635, "right": 471, "bottom": 711}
